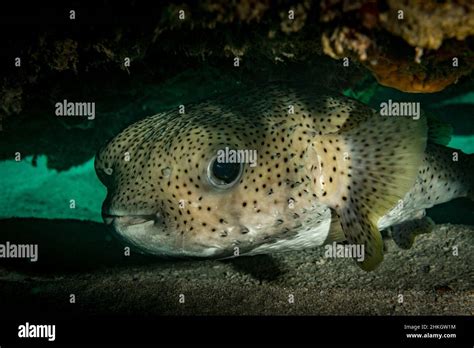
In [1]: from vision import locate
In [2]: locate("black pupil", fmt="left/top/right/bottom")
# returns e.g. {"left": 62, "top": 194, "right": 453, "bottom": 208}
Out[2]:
{"left": 212, "top": 160, "right": 241, "bottom": 184}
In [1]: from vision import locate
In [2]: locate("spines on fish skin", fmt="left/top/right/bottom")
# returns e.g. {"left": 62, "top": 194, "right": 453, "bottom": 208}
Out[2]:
{"left": 377, "top": 142, "right": 473, "bottom": 231}
{"left": 419, "top": 144, "right": 473, "bottom": 204}
{"left": 96, "top": 84, "right": 338, "bottom": 257}
{"left": 97, "top": 83, "right": 473, "bottom": 265}
{"left": 313, "top": 106, "right": 427, "bottom": 271}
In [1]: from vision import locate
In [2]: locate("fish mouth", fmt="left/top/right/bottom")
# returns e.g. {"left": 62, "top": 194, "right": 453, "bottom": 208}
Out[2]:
{"left": 102, "top": 213, "right": 160, "bottom": 227}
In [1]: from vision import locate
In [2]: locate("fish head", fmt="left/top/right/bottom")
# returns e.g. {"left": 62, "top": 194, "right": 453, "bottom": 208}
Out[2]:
{"left": 95, "top": 102, "right": 326, "bottom": 258}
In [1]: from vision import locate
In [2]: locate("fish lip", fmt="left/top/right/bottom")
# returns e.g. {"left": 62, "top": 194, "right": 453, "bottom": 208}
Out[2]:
{"left": 102, "top": 213, "right": 160, "bottom": 226}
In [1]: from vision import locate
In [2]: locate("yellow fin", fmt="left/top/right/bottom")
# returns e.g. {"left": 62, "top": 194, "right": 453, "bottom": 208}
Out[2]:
{"left": 312, "top": 109, "right": 427, "bottom": 271}
{"left": 324, "top": 209, "right": 346, "bottom": 243}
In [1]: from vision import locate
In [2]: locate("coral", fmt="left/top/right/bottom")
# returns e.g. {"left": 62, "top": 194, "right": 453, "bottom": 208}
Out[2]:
{"left": 2, "top": 0, "right": 474, "bottom": 121}
{"left": 380, "top": 0, "right": 474, "bottom": 50}
{"left": 280, "top": 1, "right": 311, "bottom": 33}
{"left": 364, "top": 42, "right": 474, "bottom": 93}
{"left": 320, "top": 0, "right": 474, "bottom": 92}
{"left": 322, "top": 26, "right": 372, "bottom": 61}
{"left": 0, "top": 84, "right": 23, "bottom": 116}
{"left": 49, "top": 39, "right": 79, "bottom": 72}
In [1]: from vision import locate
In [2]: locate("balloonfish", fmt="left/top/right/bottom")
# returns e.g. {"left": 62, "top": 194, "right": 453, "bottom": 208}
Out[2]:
{"left": 95, "top": 84, "right": 473, "bottom": 271}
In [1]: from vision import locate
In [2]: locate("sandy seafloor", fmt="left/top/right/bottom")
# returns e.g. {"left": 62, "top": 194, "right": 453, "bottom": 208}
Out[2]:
{"left": 0, "top": 219, "right": 472, "bottom": 317}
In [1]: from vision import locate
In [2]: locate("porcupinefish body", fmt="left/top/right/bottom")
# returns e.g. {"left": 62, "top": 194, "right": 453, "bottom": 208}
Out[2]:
{"left": 95, "top": 84, "right": 473, "bottom": 271}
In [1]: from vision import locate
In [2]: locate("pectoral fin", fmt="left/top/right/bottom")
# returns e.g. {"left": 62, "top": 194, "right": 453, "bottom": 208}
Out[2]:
{"left": 325, "top": 209, "right": 346, "bottom": 243}
{"left": 313, "top": 108, "right": 427, "bottom": 271}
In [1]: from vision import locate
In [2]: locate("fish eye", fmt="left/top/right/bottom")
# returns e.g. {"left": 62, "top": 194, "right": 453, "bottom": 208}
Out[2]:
{"left": 207, "top": 156, "right": 243, "bottom": 189}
